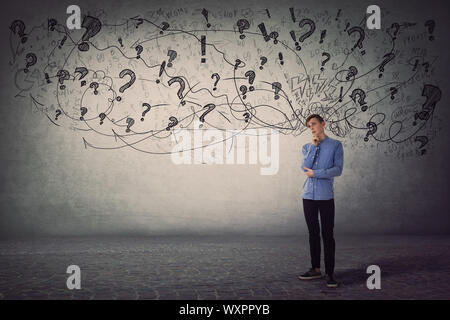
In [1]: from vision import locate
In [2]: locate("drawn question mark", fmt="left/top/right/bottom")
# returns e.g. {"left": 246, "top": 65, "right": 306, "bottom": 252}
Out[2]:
{"left": 259, "top": 57, "right": 267, "bottom": 70}
{"left": 125, "top": 118, "right": 135, "bottom": 133}
{"left": 99, "top": 113, "right": 106, "bottom": 125}
{"left": 269, "top": 31, "right": 279, "bottom": 44}
{"left": 297, "top": 18, "right": 316, "bottom": 50}
{"left": 141, "top": 103, "right": 151, "bottom": 121}
{"left": 80, "top": 107, "right": 88, "bottom": 120}
{"left": 424, "top": 20, "right": 435, "bottom": 41}
{"left": 199, "top": 103, "right": 216, "bottom": 123}
{"left": 135, "top": 18, "right": 143, "bottom": 28}
{"left": 245, "top": 70, "right": 255, "bottom": 91}
{"left": 78, "top": 16, "right": 102, "bottom": 52}
{"left": 236, "top": 19, "right": 250, "bottom": 39}
{"left": 90, "top": 82, "right": 99, "bottom": 95}
{"left": 349, "top": 88, "right": 368, "bottom": 111}
{"left": 55, "top": 109, "right": 62, "bottom": 120}
{"left": 167, "top": 50, "right": 177, "bottom": 67}
{"left": 378, "top": 53, "right": 395, "bottom": 78}
{"left": 211, "top": 73, "right": 220, "bottom": 90}
{"left": 389, "top": 87, "right": 398, "bottom": 100}
{"left": 346, "top": 66, "right": 358, "bottom": 80}
{"left": 24, "top": 53, "right": 37, "bottom": 73}
{"left": 160, "top": 22, "right": 170, "bottom": 34}
{"left": 10, "top": 20, "right": 27, "bottom": 43}
{"left": 240, "top": 85, "right": 248, "bottom": 99}
{"left": 364, "top": 122, "right": 377, "bottom": 142}
{"left": 413, "top": 84, "right": 441, "bottom": 126}
{"left": 414, "top": 136, "right": 428, "bottom": 155}
{"left": 347, "top": 26, "right": 366, "bottom": 55}
{"left": 166, "top": 116, "right": 178, "bottom": 130}
{"left": 74, "top": 67, "right": 88, "bottom": 86}
{"left": 388, "top": 87, "right": 399, "bottom": 100}
{"left": 272, "top": 82, "right": 282, "bottom": 100}
{"left": 234, "top": 59, "right": 243, "bottom": 70}
{"left": 320, "top": 52, "right": 331, "bottom": 71}
{"left": 168, "top": 77, "right": 186, "bottom": 105}
{"left": 135, "top": 45, "right": 143, "bottom": 59}
{"left": 56, "top": 70, "right": 70, "bottom": 90}
{"left": 390, "top": 23, "right": 400, "bottom": 40}
{"left": 47, "top": 18, "right": 57, "bottom": 32}
{"left": 116, "top": 69, "right": 136, "bottom": 101}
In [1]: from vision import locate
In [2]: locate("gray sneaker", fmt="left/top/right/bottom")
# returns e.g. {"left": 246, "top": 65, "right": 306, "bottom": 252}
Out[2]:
{"left": 298, "top": 268, "right": 323, "bottom": 280}
{"left": 326, "top": 274, "right": 338, "bottom": 288}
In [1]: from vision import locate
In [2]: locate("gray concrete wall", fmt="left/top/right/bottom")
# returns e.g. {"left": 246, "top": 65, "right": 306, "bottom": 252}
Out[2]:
{"left": 0, "top": 0, "right": 449, "bottom": 237}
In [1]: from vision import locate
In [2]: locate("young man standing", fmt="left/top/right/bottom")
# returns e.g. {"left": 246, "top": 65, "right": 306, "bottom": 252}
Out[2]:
{"left": 298, "top": 114, "right": 344, "bottom": 288}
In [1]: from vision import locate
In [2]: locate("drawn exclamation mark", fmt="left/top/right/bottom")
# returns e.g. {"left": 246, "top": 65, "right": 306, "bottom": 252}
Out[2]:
{"left": 258, "top": 23, "right": 270, "bottom": 42}
{"left": 290, "top": 30, "right": 300, "bottom": 50}
{"left": 156, "top": 60, "right": 166, "bottom": 84}
{"left": 319, "top": 30, "right": 326, "bottom": 44}
{"left": 201, "top": 8, "right": 211, "bottom": 28}
{"left": 289, "top": 8, "right": 296, "bottom": 23}
{"left": 201, "top": 35, "right": 206, "bottom": 63}
{"left": 279, "top": 52, "right": 284, "bottom": 66}
{"left": 59, "top": 35, "right": 67, "bottom": 49}
{"left": 344, "top": 22, "right": 350, "bottom": 31}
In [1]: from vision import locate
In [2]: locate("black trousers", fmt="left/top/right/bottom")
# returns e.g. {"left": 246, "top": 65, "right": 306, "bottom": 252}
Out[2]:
{"left": 303, "top": 198, "right": 335, "bottom": 276}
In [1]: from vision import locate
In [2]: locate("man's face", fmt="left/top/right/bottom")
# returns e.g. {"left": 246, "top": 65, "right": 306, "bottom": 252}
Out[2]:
{"left": 307, "top": 118, "right": 325, "bottom": 136}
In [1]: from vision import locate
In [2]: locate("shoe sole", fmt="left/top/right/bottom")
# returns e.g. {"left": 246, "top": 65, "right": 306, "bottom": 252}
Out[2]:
{"left": 326, "top": 283, "right": 338, "bottom": 288}
{"left": 298, "top": 275, "right": 324, "bottom": 280}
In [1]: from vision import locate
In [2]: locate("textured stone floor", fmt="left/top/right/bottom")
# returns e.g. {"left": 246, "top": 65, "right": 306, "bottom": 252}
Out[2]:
{"left": 0, "top": 235, "right": 449, "bottom": 300}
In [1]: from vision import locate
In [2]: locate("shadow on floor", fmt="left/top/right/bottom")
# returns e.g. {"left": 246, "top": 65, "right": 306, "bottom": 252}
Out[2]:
{"left": 337, "top": 254, "right": 449, "bottom": 286}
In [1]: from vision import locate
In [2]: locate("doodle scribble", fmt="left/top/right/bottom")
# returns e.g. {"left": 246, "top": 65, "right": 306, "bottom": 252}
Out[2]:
{"left": 8, "top": 6, "right": 443, "bottom": 161}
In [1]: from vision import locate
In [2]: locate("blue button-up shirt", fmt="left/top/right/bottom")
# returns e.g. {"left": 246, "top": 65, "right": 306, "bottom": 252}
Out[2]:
{"left": 301, "top": 135, "right": 344, "bottom": 200}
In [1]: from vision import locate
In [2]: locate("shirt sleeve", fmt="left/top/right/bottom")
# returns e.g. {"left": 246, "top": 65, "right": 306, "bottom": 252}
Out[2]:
{"left": 301, "top": 143, "right": 317, "bottom": 172}
{"left": 313, "top": 142, "right": 344, "bottom": 178}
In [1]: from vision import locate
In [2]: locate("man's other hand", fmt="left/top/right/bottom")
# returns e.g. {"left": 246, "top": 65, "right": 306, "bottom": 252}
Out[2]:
{"left": 304, "top": 167, "right": 314, "bottom": 177}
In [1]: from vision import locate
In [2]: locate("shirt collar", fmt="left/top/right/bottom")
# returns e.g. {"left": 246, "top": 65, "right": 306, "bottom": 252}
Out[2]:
{"left": 319, "top": 135, "right": 328, "bottom": 145}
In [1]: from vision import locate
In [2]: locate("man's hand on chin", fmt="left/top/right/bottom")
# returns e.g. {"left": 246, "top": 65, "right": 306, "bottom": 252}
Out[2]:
{"left": 304, "top": 167, "right": 314, "bottom": 177}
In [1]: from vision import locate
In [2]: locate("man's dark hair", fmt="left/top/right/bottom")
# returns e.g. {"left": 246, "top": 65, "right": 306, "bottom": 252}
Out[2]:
{"left": 305, "top": 114, "right": 325, "bottom": 127}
